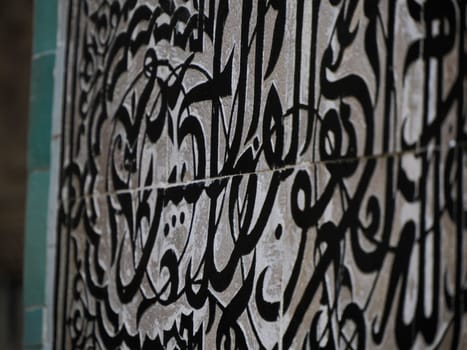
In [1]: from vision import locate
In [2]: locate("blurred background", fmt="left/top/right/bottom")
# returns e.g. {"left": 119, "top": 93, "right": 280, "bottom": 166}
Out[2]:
{"left": 0, "top": 0, "right": 33, "bottom": 348}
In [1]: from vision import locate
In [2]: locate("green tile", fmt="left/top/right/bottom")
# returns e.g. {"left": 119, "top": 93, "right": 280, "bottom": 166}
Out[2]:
{"left": 23, "top": 170, "right": 50, "bottom": 307}
{"left": 32, "top": 0, "right": 58, "bottom": 55}
{"left": 28, "top": 53, "right": 55, "bottom": 170}
{"left": 23, "top": 308, "right": 43, "bottom": 347}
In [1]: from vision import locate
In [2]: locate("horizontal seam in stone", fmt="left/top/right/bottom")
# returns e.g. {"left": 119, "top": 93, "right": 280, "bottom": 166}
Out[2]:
{"left": 57, "top": 140, "right": 467, "bottom": 203}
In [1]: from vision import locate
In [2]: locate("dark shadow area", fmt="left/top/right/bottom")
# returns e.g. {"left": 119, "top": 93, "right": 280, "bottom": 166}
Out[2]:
{"left": 0, "top": 0, "right": 33, "bottom": 348}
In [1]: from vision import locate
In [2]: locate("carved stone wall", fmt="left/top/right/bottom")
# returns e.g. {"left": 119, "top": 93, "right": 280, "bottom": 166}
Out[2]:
{"left": 53, "top": 1, "right": 467, "bottom": 348}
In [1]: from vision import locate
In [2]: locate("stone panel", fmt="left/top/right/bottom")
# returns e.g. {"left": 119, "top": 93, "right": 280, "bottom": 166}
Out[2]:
{"left": 53, "top": 1, "right": 467, "bottom": 349}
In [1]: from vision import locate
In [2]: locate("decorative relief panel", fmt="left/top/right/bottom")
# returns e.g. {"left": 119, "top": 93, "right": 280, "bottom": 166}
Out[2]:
{"left": 54, "top": 0, "right": 467, "bottom": 348}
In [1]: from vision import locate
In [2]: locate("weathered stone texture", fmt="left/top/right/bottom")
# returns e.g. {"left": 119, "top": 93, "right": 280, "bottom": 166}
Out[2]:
{"left": 53, "top": 1, "right": 467, "bottom": 348}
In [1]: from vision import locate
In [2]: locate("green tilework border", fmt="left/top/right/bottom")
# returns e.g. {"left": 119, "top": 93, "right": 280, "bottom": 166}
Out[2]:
{"left": 28, "top": 53, "right": 54, "bottom": 170}
{"left": 23, "top": 170, "right": 49, "bottom": 309}
{"left": 32, "top": 0, "right": 58, "bottom": 55}
{"left": 24, "top": 0, "right": 58, "bottom": 349}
